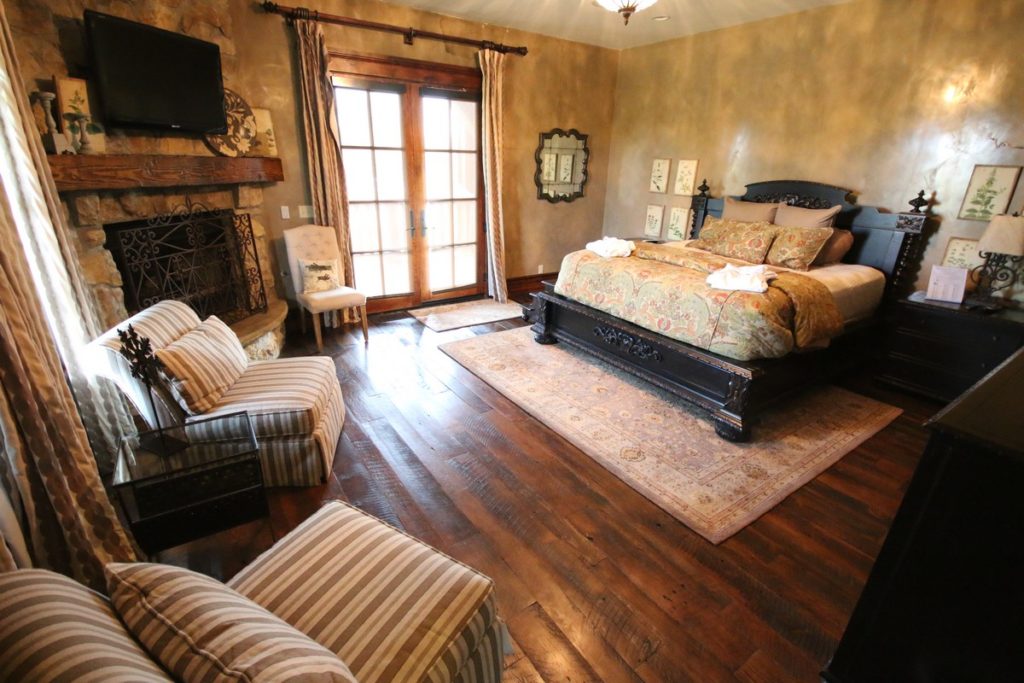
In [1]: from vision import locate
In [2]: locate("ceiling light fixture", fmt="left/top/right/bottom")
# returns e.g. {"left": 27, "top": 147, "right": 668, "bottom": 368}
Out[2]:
{"left": 596, "top": 0, "right": 659, "bottom": 26}
{"left": 652, "top": 15, "right": 671, "bottom": 21}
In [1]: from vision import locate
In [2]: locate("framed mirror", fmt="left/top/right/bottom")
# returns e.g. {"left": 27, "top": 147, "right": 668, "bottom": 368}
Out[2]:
{"left": 535, "top": 128, "right": 589, "bottom": 203}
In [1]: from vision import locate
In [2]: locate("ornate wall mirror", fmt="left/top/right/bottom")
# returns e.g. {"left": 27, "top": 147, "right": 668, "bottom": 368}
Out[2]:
{"left": 535, "top": 128, "right": 589, "bottom": 203}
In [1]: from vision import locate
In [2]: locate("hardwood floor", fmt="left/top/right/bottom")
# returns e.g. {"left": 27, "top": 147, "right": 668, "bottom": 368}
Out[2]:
{"left": 162, "top": 308, "right": 937, "bottom": 682}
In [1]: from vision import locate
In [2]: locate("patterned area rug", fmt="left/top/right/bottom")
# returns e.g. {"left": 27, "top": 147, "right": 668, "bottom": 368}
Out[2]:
{"left": 409, "top": 299, "right": 523, "bottom": 332}
{"left": 440, "top": 327, "right": 901, "bottom": 544}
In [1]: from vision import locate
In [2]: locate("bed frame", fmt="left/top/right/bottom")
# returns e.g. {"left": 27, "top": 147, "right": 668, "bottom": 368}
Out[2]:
{"left": 524, "top": 180, "right": 928, "bottom": 441}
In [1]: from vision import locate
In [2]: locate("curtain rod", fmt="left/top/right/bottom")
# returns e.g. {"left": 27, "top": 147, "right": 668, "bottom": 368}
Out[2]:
{"left": 261, "top": 2, "right": 528, "bottom": 56}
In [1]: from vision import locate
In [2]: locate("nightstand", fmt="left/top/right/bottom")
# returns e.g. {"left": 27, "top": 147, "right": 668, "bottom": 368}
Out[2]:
{"left": 877, "top": 291, "right": 1024, "bottom": 403}
{"left": 113, "top": 412, "right": 268, "bottom": 555}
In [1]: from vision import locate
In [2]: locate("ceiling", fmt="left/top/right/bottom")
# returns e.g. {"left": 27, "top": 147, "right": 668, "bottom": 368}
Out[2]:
{"left": 377, "top": 0, "right": 854, "bottom": 50}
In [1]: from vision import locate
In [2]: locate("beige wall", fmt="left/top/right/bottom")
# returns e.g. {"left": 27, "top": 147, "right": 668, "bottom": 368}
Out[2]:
{"left": 603, "top": 0, "right": 1024, "bottom": 290}
{"left": 229, "top": 0, "right": 617, "bottom": 280}
{"left": 9, "top": 0, "right": 617, "bottom": 289}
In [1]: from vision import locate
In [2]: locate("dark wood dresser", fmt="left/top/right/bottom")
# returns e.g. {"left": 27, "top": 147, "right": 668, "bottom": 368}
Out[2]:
{"left": 823, "top": 347, "right": 1024, "bottom": 682}
{"left": 878, "top": 291, "right": 1024, "bottom": 403}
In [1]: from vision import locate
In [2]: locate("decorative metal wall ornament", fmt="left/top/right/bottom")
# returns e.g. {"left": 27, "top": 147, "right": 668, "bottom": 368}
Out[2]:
{"left": 105, "top": 198, "right": 268, "bottom": 323}
{"left": 204, "top": 88, "right": 258, "bottom": 157}
{"left": 117, "top": 325, "right": 187, "bottom": 456}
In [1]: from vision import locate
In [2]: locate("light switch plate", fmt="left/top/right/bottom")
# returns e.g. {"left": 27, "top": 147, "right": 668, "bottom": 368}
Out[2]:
{"left": 299, "top": 205, "right": 314, "bottom": 218}
{"left": 280, "top": 205, "right": 291, "bottom": 219}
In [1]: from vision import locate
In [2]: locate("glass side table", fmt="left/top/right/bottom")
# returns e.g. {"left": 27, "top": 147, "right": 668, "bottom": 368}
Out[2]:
{"left": 113, "top": 411, "right": 268, "bottom": 555}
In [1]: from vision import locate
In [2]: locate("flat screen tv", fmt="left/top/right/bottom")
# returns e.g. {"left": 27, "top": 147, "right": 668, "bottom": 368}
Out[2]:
{"left": 85, "top": 10, "right": 227, "bottom": 133}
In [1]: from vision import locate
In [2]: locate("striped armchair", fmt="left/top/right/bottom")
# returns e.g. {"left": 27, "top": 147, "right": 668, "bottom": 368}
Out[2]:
{"left": 86, "top": 300, "right": 344, "bottom": 487}
{"left": 0, "top": 500, "right": 505, "bottom": 682}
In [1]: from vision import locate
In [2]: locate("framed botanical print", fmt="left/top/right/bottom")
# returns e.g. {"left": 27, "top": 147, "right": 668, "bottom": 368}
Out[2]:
{"left": 672, "top": 160, "right": 698, "bottom": 195}
{"left": 941, "top": 237, "right": 984, "bottom": 270}
{"left": 54, "top": 75, "right": 106, "bottom": 153}
{"left": 644, "top": 204, "right": 664, "bottom": 238}
{"left": 649, "top": 158, "right": 670, "bottom": 193}
{"left": 666, "top": 207, "right": 691, "bottom": 240}
{"left": 957, "top": 165, "right": 1021, "bottom": 221}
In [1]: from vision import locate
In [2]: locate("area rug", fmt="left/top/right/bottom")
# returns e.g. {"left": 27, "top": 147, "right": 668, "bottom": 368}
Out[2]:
{"left": 439, "top": 327, "right": 901, "bottom": 544}
{"left": 409, "top": 299, "right": 523, "bottom": 332}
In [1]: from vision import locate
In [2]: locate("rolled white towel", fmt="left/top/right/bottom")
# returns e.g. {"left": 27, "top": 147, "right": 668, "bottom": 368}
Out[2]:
{"left": 586, "top": 237, "right": 636, "bottom": 258}
{"left": 705, "top": 263, "right": 778, "bottom": 293}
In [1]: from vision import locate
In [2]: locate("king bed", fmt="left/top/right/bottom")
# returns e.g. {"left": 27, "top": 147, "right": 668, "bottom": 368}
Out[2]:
{"left": 525, "top": 180, "right": 928, "bottom": 441}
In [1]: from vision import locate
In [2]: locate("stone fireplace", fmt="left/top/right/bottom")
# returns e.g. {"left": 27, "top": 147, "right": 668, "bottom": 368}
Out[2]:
{"left": 58, "top": 167, "right": 287, "bottom": 360}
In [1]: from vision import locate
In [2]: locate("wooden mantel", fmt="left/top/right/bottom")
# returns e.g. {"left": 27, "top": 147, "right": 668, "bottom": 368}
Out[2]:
{"left": 47, "top": 154, "right": 284, "bottom": 192}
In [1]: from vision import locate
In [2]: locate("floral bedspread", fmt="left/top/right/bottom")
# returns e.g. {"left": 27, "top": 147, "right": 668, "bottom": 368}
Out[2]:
{"left": 553, "top": 243, "right": 844, "bottom": 361}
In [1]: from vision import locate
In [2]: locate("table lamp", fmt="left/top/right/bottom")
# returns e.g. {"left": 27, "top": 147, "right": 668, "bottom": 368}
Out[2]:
{"left": 969, "top": 213, "right": 1024, "bottom": 310}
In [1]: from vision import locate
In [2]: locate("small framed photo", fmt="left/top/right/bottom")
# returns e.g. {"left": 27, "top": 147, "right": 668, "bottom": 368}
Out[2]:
{"left": 941, "top": 237, "right": 983, "bottom": 270}
{"left": 540, "top": 152, "right": 557, "bottom": 183}
{"left": 673, "top": 160, "right": 698, "bottom": 195}
{"left": 649, "top": 158, "right": 670, "bottom": 193}
{"left": 557, "top": 154, "right": 574, "bottom": 183}
{"left": 957, "top": 164, "right": 1021, "bottom": 221}
{"left": 644, "top": 204, "right": 664, "bottom": 238}
{"left": 666, "top": 207, "right": 691, "bottom": 240}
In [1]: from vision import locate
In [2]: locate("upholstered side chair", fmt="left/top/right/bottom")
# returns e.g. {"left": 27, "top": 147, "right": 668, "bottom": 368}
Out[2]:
{"left": 283, "top": 225, "right": 368, "bottom": 351}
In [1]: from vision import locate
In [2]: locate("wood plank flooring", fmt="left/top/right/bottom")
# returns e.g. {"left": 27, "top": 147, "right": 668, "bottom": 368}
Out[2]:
{"left": 162, "top": 307, "right": 937, "bottom": 682}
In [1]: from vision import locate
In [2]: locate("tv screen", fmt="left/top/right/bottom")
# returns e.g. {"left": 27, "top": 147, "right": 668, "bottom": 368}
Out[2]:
{"left": 85, "top": 11, "right": 227, "bottom": 133}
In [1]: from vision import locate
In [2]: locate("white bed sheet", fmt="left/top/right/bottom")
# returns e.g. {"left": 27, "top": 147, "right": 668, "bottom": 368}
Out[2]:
{"left": 658, "top": 240, "right": 885, "bottom": 324}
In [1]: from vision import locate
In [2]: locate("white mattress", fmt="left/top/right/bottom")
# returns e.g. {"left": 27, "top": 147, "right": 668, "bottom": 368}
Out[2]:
{"left": 800, "top": 264, "right": 885, "bottom": 324}
{"left": 655, "top": 240, "right": 885, "bottom": 324}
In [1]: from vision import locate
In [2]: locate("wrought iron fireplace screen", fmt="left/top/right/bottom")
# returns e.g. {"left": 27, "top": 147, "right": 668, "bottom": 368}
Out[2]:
{"left": 105, "top": 202, "right": 268, "bottom": 323}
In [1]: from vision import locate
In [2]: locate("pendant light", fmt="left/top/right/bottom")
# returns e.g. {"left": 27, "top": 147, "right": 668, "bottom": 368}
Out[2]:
{"left": 595, "top": 0, "right": 659, "bottom": 26}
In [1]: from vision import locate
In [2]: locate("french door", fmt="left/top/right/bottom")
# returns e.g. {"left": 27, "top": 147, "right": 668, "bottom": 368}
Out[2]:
{"left": 332, "top": 55, "right": 485, "bottom": 314}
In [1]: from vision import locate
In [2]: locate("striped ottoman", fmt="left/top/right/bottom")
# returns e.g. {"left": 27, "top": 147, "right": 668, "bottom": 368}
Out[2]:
{"left": 229, "top": 500, "right": 504, "bottom": 683}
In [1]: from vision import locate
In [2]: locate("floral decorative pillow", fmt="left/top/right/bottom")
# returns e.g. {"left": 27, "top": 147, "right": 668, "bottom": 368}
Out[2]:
{"left": 766, "top": 226, "right": 835, "bottom": 270}
{"left": 694, "top": 221, "right": 778, "bottom": 264}
{"left": 698, "top": 216, "right": 772, "bottom": 241}
{"left": 300, "top": 258, "right": 340, "bottom": 293}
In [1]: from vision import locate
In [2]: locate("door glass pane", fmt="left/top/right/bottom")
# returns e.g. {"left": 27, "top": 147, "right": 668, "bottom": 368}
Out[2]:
{"left": 450, "top": 100, "right": 477, "bottom": 151}
{"left": 453, "top": 244, "right": 476, "bottom": 287}
{"left": 452, "top": 201, "right": 476, "bottom": 244}
{"left": 374, "top": 150, "right": 406, "bottom": 201}
{"left": 342, "top": 149, "right": 376, "bottom": 201}
{"left": 369, "top": 91, "right": 402, "bottom": 148}
{"left": 422, "top": 97, "right": 450, "bottom": 149}
{"left": 353, "top": 253, "right": 383, "bottom": 297}
{"left": 336, "top": 89, "right": 371, "bottom": 146}
{"left": 378, "top": 203, "right": 408, "bottom": 251}
{"left": 451, "top": 152, "right": 477, "bottom": 199}
{"left": 348, "top": 203, "right": 380, "bottom": 253}
{"left": 382, "top": 252, "right": 411, "bottom": 295}
{"left": 425, "top": 201, "right": 452, "bottom": 247}
{"left": 429, "top": 247, "right": 453, "bottom": 291}
{"left": 424, "top": 152, "right": 451, "bottom": 200}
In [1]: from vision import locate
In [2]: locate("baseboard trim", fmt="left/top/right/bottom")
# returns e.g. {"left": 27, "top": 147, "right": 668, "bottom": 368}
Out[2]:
{"left": 507, "top": 272, "right": 558, "bottom": 295}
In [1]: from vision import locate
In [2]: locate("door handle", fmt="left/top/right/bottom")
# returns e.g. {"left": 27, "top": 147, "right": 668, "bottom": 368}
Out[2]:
{"left": 408, "top": 210, "right": 416, "bottom": 237}
{"left": 420, "top": 210, "right": 428, "bottom": 237}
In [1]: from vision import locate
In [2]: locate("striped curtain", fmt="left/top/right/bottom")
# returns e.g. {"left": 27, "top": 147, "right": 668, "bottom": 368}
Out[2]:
{"left": 479, "top": 49, "right": 509, "bottom": 303}
{"left": 1, "top": 3, "right": 132, "bottom": 472}
{"left": 0, "top": 1, "right": 136, "bottom": 590}
{"left": 293, "top": 17, "right": 355, "bottom": 326}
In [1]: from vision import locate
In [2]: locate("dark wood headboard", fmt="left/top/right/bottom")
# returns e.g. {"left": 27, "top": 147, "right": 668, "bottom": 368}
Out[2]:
{"left": 689, "top": 179, "right": 928, "bottom": 297}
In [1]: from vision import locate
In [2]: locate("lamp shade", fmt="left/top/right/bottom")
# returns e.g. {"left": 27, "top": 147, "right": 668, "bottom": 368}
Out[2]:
{"left": 977, "top": 214, "right": 1024, "bottom": 257}
{"left": 596, "top": 0, "right": 659, "bottom": 25}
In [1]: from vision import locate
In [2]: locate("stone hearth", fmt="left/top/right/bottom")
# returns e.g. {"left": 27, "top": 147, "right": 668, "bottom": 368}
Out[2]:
{"left": 61, "top": 181, "right": 286, "bottom": 359}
